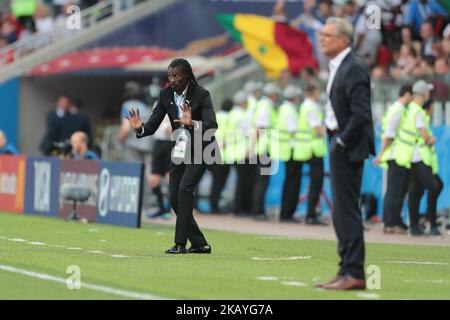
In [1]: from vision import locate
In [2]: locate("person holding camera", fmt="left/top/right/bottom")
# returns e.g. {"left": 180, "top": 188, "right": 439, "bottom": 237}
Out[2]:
{"left": 70, "top": 131, "right": 99, "bottom": 160}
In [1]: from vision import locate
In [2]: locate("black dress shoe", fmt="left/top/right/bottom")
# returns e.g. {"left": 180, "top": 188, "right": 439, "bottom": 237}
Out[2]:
{"left": 164, "top": 244, "right": 186, "bottom": 254}
{"left": 187, "top": 244, "right": 212, "bottom": 254}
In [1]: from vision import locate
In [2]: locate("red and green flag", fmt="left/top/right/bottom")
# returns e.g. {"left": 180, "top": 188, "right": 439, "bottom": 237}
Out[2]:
{"left": 217, "top": 13, "right": 317, "bottom": 78}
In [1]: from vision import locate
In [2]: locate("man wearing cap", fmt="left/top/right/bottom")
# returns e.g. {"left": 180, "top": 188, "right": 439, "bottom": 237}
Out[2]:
{"left": 251, "top": 83, "right": 280, "bottom": 220}
{"left": 316, "top": 17, "right": 375, "bottom": 290}
{"left": 276, "top": 84, "right": 303, "bottom": 223}
{"left": 293, "top": 83, "right": 328, "bottom": 225}
{"left": 373, "top": 84, "right": 413, "bottom": 235}
{"left": 393, "top": 80, "right": 442, "bottom": 236}
{"left": 244, "top": 81, "right": 263, "bottom": 121}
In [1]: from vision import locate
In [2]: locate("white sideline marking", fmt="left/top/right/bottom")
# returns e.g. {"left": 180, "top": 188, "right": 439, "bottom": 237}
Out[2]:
{"left": 67, "top": 247, "right": 82, "bottom": 251}
{"left": 257, "top": 276, "right": 278, "bottom": 281}
{"left": 252, "top": 256, "right": 311, "bottom": 261}
{"left": 356, "top": 293, "right": 381, "bottom": 299}
{"left": 27, "top": 242, "right": 46, "bottom": 246}
{"left": 111, "top": 255, "right": 130, "bottom": 258}
{"left": 8, "top": 238, "right": 27, "bottom": 242}
{"left": 280, "top": 281, "right": 307, "bottom": 287}
{"left": 0, "top": 264, "right": 167, "bottom": 300}
{"left": 86, "top": 250, "right": 104, "bottom": 254}
{"left": 0, "top": 236, "right": 6, "bottom": 239}
{"left": 99, "top": 239, "right": 107, "bottom": 242}
{"left": 385, "top": 260, "right": 449, "bottom": 265}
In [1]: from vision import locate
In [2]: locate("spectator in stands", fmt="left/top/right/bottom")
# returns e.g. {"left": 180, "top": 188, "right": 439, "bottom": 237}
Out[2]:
{"left": 392, "top": 44, "right": 419, "bottom": 78}
{"left": 354, "top": 2, "right": 383, "bottom": 67}
{"left": 52, "top": 0, "right": 67, "bottom": 18}
{"left": 316, "top": 0, "right": 332, "bottom": 24}
{"left": 39, "top": 95, "right": 71, "bottom": 156}
{"left": 0, "top": 129, "right": 19, "bottom": 155}
{"left": 344, "top": 0, "right": 360, "bottom": 26}
{"left": 70, "top": 131, "right": 99, "bottom": 160}
{"left": 412, "top": 55, "right": 435, "bottom": 76}
{"left": 401, "top": 26, "right": 414, "bottom": 47}
{"left": 11, "top": 0, "right": 37, "bottom": 33}
{"left": 404, "top": 0, "right": 448, "bottom": 36}
{"left": 434, "top": 57, "right": 450, "bottom": 77}
{"left": 420, "top": 19, "right": 438, "bottom": 56}
{"left": 35, "top": 3, "right": 54, "bottom": 34}
{"left": 1, "top": 19, "right": 18, "bottom": 44}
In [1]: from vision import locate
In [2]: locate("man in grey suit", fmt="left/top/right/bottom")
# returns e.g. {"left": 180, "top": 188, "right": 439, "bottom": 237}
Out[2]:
{"left": 315, "top": 17, "right": 375, "bottom": 290}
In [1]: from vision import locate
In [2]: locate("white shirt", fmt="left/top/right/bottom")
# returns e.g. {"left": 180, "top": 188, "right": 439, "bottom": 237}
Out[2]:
{"left": 325, "top": 47, "right": 352, "bottom": 131}
{"left": 256, "top": 96, "right": 273, "bottom": 128}
{"left": 384, "top": 101, "right": 404, "bottom": 139}
{"left": 303, "top": 98, "right": 322, "bottom": 129}
{"left": 412, "top": 111, "right": 426, "bottom": 163}
{"left": 282, "top": 100, "right": 297, "bottom": 133}
{"left": 174, "top": 85, "right": 188, "bottom": 119}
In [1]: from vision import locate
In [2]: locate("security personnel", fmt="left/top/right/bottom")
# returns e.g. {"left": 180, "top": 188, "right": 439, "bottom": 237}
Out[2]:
{"left": 276, "top": 85, "right": 303, "bottom": 223}
{"left": 227, "top": 91, "right": 255, "bottom": 216}
{"left": 251, "top": 83, "right": 280, "bottom": 220}
{"left": 208, "top": 98, "right": 233, "bottom": 213}
{"left": 293, "top": 83, "right": 327, "bottom": 225}
{"left": 244, "top": 80, "right": 263, "bottom": 121}
{"left": 393, "top": 80, "right": 442, "bottom": 236}
{"left": 407, "top": 98, "right": 443, "bottom": 236}
{"left": 373, "top": 85, "right": 413, "bottom": 234}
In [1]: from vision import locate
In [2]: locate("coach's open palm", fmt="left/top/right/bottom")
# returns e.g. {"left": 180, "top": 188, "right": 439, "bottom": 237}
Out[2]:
{"left": 125, "top": 108, "right": 144, "bottom": 132}
{"left": 174, "top": 103, "right": 193, "bottom": 127}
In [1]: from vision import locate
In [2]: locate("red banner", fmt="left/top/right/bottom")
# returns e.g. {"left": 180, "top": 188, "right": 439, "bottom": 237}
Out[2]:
{"left": 0, "top": 155, "right": 26, "bottom": 213}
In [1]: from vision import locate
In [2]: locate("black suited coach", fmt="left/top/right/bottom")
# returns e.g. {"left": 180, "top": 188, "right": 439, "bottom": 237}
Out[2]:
{"left": 315, "top": 17, "right": 375, "bottom": 290}
{"left": 126, "top": 58, "right": 218, "bottom": 254}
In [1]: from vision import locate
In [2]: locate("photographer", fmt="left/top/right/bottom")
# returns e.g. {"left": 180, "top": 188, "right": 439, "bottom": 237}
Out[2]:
{"left": 70, "top": 131, "right": 99, "bottom": 160}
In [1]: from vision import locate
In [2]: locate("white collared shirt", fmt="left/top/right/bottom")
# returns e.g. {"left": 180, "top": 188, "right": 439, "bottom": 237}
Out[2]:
{"left": 282, "top": 100, "right": 297, "bottom": 133}
{"left": 325, "top": 47, "right": 352, "bottom": 131}
{"left": 174, "top": 84, "right": 188, "bottom": 119}
{"left": 303, "top": 98, "right": 322, "bottom": 129}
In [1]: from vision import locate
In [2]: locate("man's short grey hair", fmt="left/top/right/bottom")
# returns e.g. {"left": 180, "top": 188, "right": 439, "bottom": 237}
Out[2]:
{"left": 326, "top": 17, "right": 354, "bottom": 44}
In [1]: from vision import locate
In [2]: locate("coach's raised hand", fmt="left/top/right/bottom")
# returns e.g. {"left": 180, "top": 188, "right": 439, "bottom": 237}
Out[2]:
{"left": 126, "top": 108, "right": 144, "bottom": 132}
{"left": 174, "top": 102, "right": 193, "bottom": 127}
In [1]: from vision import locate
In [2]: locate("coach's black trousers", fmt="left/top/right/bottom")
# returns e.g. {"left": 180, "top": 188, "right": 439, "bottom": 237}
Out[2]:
{"left": 382, "top": 160, "right": 410, "bottom": 227}
{"left": 329, "top": 135, "right": 365, "bottom": 280}
{"left": 408, "top": 161, "right": 443, "bottom": 227}
{"left": 169, "top": 163, "right": 208, "bottom": 247}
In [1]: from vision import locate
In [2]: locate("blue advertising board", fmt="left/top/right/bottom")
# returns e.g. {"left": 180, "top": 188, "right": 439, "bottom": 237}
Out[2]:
{"left": 96, "top": 161, "right": 144, "bottom": 228}
{"left": 24, "top": 157, "right": 61, "bottom": 217}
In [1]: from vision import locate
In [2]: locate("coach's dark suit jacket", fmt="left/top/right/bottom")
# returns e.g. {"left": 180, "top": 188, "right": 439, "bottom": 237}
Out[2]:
{"left": 137, "top": 84, "right": 219, "bottom": 166}
{"left": 329, "top": 51, "right": 375, "bottom": 163}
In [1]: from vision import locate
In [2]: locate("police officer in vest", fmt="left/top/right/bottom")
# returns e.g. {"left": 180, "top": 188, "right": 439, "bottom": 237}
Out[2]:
{"left": 393, "top": 80, "right": 442, "bottom": 236}
{"left": 228, "top": 91, "right": 255, "bottom": 216}
{"left": 208, "top": 98, "right": 233, "bottom": 213}
{"left": 252, "top": 83, "right": 280, "bottom": 220}
{"left": 373, "top": 85, "right": 413, "bottom": 234}
{"left": 277, "top": 84, "right": 303, "bottom": 223}
{"left": 294, "top": 83, "right": 328, "bottom": 225}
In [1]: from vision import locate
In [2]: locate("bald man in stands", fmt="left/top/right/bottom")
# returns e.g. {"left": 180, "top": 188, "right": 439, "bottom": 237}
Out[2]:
{"left": 70, "top": 131, "right": 99, "bottom": 160}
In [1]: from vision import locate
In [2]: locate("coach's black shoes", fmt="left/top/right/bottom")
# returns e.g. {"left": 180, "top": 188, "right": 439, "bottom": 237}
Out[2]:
{"left": 164, "top": 244, "right": 186, "bottom": 254}
{"left": 187, "top": 244, "right": 212, "bottom": 254}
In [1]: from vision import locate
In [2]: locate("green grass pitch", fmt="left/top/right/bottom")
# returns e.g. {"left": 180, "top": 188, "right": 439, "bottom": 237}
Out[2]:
{"left": 1, "top": 212, "right": 450, "bottom": 299}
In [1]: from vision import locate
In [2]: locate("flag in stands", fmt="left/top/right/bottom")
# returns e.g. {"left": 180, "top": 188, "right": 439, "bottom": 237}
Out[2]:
{"left": 217, "top": 13, "right": 318, "bottom": 77}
